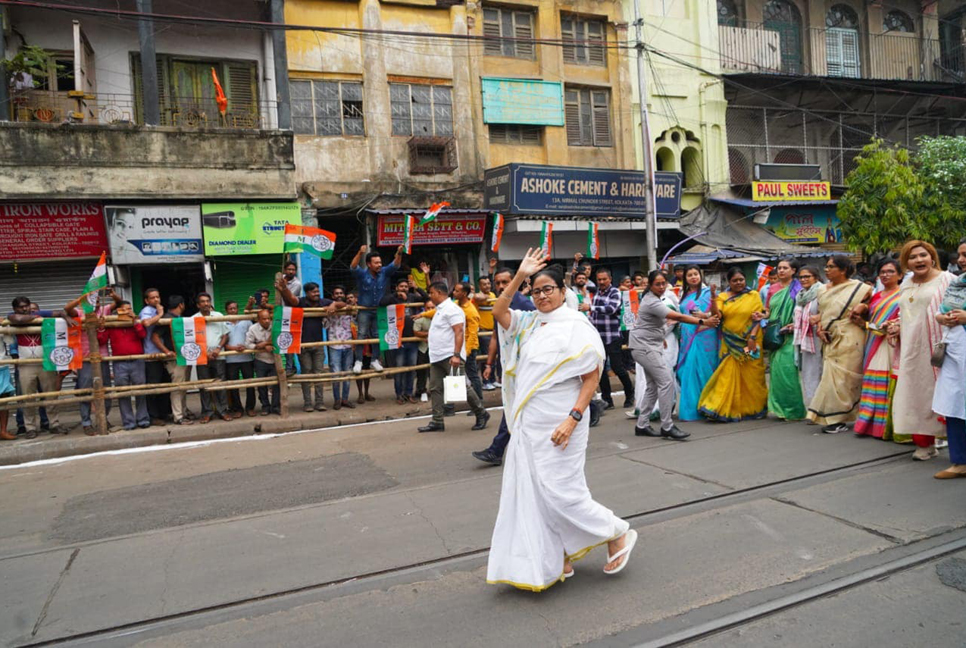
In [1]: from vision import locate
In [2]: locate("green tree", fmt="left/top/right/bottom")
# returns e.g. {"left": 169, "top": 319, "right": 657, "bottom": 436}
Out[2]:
{"left": 916, "top": 136, "right": 966, "bottom": 223}
{"left": 837, "top": 138, "right": 952, "bottom": 255}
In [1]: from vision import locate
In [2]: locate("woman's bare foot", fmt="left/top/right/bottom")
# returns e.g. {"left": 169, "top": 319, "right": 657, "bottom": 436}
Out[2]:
{"left": 563, "top": 559, "right": 574, "bottom": 576}
{"left": 604, "top": 533, "right": 628, "bottom": 572}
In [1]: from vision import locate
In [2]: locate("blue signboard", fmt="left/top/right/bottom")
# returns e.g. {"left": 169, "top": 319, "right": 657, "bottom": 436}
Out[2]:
{"left": 481, "top": 79, "right": 565, "bottom": 126}
{"left": 484, "top": 163, "right": 682, "bottom": 218}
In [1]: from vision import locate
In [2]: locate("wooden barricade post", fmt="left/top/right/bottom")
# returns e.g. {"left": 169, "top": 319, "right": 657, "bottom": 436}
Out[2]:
{"left": 84, "top": 315, "right": 109, "bottom": 435}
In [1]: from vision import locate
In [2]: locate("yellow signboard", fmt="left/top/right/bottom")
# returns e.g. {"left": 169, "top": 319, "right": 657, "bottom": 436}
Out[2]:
{"left": 752, "top": 181, "right": 832, "bottom": 202}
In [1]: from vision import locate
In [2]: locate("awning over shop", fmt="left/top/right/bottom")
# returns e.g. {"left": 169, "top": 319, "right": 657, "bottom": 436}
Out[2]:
{"left": 667, "top": 204, "right": 828, "bottom": 265}
{"left": 710, "top": 195, "right": 838, "bottom": 209}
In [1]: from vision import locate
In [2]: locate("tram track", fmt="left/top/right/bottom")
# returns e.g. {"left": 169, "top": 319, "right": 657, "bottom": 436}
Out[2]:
{"left": 15, "top": 448, "right": 917, "bottom": 647}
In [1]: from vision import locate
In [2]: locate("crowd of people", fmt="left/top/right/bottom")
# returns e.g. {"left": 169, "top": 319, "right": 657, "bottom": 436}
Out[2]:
{"left": 2, "top": 239, "right": 965, "bottom": 483}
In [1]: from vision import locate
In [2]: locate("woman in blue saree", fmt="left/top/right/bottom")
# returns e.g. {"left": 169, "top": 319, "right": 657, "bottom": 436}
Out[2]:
{"left": 676, "top": 266, "right": 720, "bottom": 421}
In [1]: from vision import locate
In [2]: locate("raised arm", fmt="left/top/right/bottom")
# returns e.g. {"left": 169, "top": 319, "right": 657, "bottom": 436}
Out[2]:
{"left": 350, "top": 245, "right": 367, "bottom": 271}
{"left": 493, "top": 248, "right": 547, "bottom": 330}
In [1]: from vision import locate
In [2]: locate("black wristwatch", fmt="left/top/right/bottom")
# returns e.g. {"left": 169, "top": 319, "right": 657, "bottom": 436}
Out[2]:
{"left": 569, "top": 408, "right": 583, "bottom": 422}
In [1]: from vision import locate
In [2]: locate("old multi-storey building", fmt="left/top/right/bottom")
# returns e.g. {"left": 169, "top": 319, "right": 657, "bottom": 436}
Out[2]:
{"left": 0, "top": 1, "right": 296, "bottom": 311}
{"left": 286, "top": 0, "right": 644, "bottom": 284}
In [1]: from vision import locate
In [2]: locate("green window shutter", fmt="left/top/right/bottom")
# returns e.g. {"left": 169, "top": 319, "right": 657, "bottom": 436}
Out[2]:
{"left": 225, "top": 61, "right": 259, "bottom": 125}
{"left": 132, "top": 53, "right": 169, "bottom": 125}
{"left": 213, "top": 255, "right": 280, "bottom": 316}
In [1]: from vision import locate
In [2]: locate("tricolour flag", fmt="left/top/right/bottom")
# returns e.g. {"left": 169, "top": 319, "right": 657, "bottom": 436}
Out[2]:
{"left": 79, "top": 252, "right": 108, "bottom": 315}
{"left": 587, "top": 222, "right": 600, "bottom": 260}
{"left": 171, "top": 317, "right": 208, "bottom": 366}
{"left": 539, "top": 222, "right": 553, "bottom": 257}
{"left": 283, "top": 224, "right": 337, "bottom": 260}
{"left": 619, "top": 289, "right": 641, "bottom": 332}
{"left": 490, "top": 213, "right": 504, "bottom": 253}
{"left": 273, "top": 307, "right": 304, "bottom": 354}
{"left": 41, "top": 319, "right": 83, "bottom": 371}
{"left": 377, "top": 304, "right": 406, "bottom": 352}
{"left": 755, "top": 263, "right": 774, "bottom": 292}
{"left": 401, "top": 215, "right": 416, "bottom": 255}
{"left": 420, "top": 201, "right": 450, "bottom": 226}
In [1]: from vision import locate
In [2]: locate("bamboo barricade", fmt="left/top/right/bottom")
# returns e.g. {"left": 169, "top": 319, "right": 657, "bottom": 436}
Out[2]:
{"left": 0, "top": 309, "right": 494, "bottom": 434}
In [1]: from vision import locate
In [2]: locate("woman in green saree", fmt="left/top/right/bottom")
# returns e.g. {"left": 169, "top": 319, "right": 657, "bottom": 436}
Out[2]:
{"left": 766, "top": 258, "right": 806, "bottom": 420}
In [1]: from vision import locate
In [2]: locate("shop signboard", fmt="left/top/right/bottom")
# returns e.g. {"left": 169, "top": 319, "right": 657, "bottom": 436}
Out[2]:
{"left": 106, "top": 205, "right": 204, "bottom": 264}
{"left": 481, "top": 78, "right": 564, "bottom": 125}
{"left": 376, "top": 214, "right": 486, "bottom": 247}
{"left": 202, "top": 203, "right": 301, "bottom": 256}
{"left": 0, "top": 202, "right": 107, "bottom": 261}
{"left": 765, "top": 206, "right": 842, "bottom": 244}
{"left": 483, "top": 164, "right": 682, "bottom": 218}
{"left": 751, "top": 181, "right": 832, "bottom": 202}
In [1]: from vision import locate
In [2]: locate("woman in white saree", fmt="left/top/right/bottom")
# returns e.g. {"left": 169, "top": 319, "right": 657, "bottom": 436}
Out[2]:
{"left": 486, "top": 249, "right": 637, "bottom": 592}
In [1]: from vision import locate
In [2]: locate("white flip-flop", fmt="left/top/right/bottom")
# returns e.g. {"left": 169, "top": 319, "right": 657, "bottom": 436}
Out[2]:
{"left": 563, "top": 568, "right": 575, "bottom": 580}
{"left": 603, "top": 529, "right": 638, "bottom": 575}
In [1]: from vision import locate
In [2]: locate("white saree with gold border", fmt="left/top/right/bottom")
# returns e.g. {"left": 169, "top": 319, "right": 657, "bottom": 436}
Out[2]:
{"left": 486, "top": 305, "right": 629, "bottom": 592}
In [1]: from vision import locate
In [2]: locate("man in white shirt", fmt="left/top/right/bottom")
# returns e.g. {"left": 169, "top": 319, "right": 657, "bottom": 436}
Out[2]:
{"left": 416, "top": 281, "right": 490, "bottom": 433}
{"left": 195, "top": 292, "right": 232, "bottom": 422}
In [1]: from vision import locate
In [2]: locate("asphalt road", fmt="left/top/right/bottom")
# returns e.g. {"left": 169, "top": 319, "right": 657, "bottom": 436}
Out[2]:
{"left": 2, "top": 405, "right": 965, "bottom": 647}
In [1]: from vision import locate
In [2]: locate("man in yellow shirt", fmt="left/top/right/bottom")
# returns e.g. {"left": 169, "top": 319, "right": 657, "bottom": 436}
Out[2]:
{"left": 417, "top": 282, "right": 484, "bottom": 401}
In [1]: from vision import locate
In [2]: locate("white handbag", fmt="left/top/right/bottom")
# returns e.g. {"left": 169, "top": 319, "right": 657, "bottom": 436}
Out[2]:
{"left": 443, "top": 366, "right": 468, "bottom": 403}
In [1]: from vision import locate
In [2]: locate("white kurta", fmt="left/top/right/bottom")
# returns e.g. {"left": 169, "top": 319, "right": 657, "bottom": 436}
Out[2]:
{"left": 487, "top": 305, "right": 628, "bottom": 591}
{"left": 933, "top": 324, "right": 966, "bottom": 420}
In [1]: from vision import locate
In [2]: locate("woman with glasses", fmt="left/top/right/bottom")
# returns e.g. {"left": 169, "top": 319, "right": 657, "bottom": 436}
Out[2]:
{"left": 698, "top": 267, "right": 768, "bottom": 421}
{"left": 676, "top": 266, "right": 720, "bottom": 421}
{"left": 765, "top": 257, "right": 806, "bottom": 420}
{"left": 931, "top": 238, "right": 966, "bottom": 479}
{"left": 806, "top": 256, "right": 872, "bottom": 433}
{"left": 631, "top": 270, "right": 718, "bottom": 439}
{"left": 891, "top": 240, "right": 953, "bottom": 460}
{"left": 487, "top": 250, "right": 637, "bottom": 592}
{"left": 851, "top": 259, "right": 902, "bottom": 439}
{"left": 792, "top": 265, "right": 825, "bottom": 409}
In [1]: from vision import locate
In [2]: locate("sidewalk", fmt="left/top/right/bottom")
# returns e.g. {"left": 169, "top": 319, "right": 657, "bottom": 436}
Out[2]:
{"left": 0, "top": 376, "right": 504, "bottom": 466}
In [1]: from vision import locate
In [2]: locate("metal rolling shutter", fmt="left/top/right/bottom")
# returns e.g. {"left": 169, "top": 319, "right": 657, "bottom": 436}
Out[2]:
{"left": 0, "top": 260, "right": 94, "bottom": 313}
{"left": 212, "top": 255, "right": 280, "bottom": 313}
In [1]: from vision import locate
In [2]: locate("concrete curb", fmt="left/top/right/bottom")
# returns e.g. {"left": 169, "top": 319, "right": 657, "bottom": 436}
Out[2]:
{"left": 0, "top": 391, "right": 504, "bottom": 466}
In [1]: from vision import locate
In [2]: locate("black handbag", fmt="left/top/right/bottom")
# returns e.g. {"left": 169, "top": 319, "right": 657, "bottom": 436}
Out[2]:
{"left": 763, "top": 323, "right": 783, "bottom": 352}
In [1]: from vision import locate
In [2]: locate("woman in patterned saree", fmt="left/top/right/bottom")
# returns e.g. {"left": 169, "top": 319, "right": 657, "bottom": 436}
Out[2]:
{"left": 698, "top": 267, "right": 768, "bottom": 422}
{"left": 852, "top": 259, "right": 901, "bottom": 439}
{"left": 676, "top": 266, "right": 719, "bottom": 421}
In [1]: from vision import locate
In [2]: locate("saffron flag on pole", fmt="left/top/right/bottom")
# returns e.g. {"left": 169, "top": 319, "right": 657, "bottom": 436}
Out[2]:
{"left": 171, "top": 317, "right": 208, "bottom": 366}
{"left": 619, "top": 290, "right": 641, "bottom": 332}
{"left": 587, "top": 222, "right": 600, "bottom": 260}
{"left": 79, "top": 252, "right": 108, "bottom": 314}
{"left": 539, "top": 222, "right": 553, "bottom": 257}
{"left": 377, "top": 304, "right": 406, "bottom": 352}
{"left": 283, "top": 224, "right": 337, "bottom": 260}
{"left": 420, "top": 201, "right": 450, "bottom": 226}
{"left": 401, "top": 215, "right": 416, "bottom": 255}
{"left": 211, "top": 68, "right": 228, "bottom": 116}
{"left": 41, "top": 319, "right": 83, "bottom": 371}
{"left": 273, "top": 307, "right": 304, "bottom": 354}
{"left": 490, "top": 213, "right": 504, "bottom": 253}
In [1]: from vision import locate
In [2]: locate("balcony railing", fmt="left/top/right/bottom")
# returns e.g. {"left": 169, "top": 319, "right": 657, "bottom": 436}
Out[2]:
{"left": 8, "top": 89, "right": 274, "bottom": 130}
{"left": 718, "top": 22, "right": 944, "bottom": 82}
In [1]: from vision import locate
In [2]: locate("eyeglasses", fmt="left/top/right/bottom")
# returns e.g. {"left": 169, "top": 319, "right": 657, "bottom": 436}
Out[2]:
{"left": 799, "top": 274, "right": 814, "bottom": 280}
{"left": 824, "top": 264, "right": 837, "bottom": 269}
{"left": 531, "top": 285, "right": 558, "bottom": 298}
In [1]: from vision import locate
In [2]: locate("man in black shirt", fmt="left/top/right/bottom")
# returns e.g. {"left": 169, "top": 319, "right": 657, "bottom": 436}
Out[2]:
{"left": 279, "top": 279, "right": 344, "bottom": 412}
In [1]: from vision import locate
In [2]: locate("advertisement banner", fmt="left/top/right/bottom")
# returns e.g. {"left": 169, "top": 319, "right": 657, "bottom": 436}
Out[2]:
{"left": 483, "top": 164, "right": 683, "bottom": 218}
{"left": 106, "top": 205, "right": 203, "bottom": 264}
{"left": 202, "top": 203, "right": 301, "bottom": 256}
{"left": 376, "top": 215, "right": 486, "bottom": 247}
{"left": 0, "top": 202, "right": 107, "bottom": 261}
{"left": 766, "top": 206, "right": 842, "bottom": 244}
{"left": 751, "top": 181, "right": 832, "bottom": 202}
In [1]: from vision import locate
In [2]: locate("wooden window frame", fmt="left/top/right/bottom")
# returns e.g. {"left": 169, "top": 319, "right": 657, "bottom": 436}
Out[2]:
{"left": 488, "top": 123, "right": 543, "bottom": 145}
{"left": 482, "top": 6, "right": 536, "bottom": 60}
{"left": 561, "top": 14, "right": 606, "bottom": 66}
{"left": 408, "top": 136, "right": 458, "bottom": 174}
{"left": 564, "top": 86, "right": 612, "bottom": 147}
{"left": 390, "top": 83, "right": 454, "bottom": 137}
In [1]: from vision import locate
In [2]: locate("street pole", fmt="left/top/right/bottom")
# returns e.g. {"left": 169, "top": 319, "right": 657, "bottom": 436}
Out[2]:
{"left": 633, "top": 0, "right": 658, "bottom": 271}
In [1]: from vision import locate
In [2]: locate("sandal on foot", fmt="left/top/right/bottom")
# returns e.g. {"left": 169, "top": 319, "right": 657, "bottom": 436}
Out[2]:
{"left": 563, "top": 568, "right": 575, "bottom": 580}
{"left": 603, "top": 529, "right": 638, "bottom": 576}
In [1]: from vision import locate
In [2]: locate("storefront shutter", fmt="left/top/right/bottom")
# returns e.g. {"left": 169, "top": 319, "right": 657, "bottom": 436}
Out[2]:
{"left": 0, "top": 260, "right": 96, "bottom": 314}
{"left": 212, "top": 255, "right": 281, "bottom": 314}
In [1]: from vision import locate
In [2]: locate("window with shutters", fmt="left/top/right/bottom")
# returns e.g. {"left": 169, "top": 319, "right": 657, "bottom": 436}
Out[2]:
{"left": 389, "top": 83, "right": 454, "bottom": 137}
{"left": 561, "top": 15, "right": 606, "bottom": 66}
{"left": 290, "top": 79, "right": 365, "bottom": 136}
{"left": 489, "top": 124, "right": 543, "bottom": 144}
{"left": 482, "top": 7, "right": 535, "bottom": 59}
{"left": 132, "top": 54, "right": 259, "bottom": 128}
{"left": 564, "top": 87, "right": 612, "bottom": 147}
{"left": 826, "top": 28, "right": 861, "bottom": 78}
